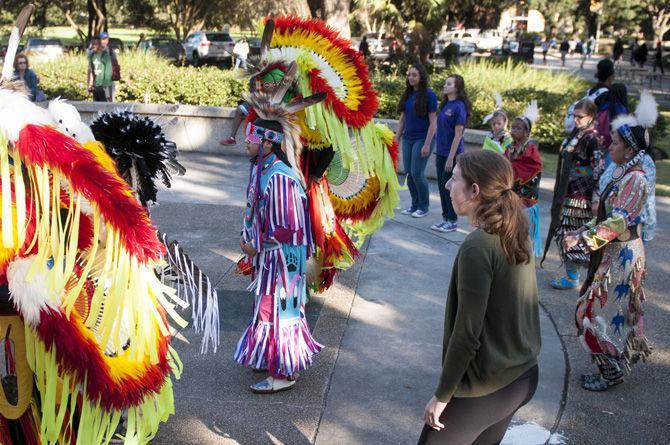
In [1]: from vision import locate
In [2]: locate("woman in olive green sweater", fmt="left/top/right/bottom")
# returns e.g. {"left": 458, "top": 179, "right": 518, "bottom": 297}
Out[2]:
{"left": 419, "top": 150, "right": 541, "bottom": 445}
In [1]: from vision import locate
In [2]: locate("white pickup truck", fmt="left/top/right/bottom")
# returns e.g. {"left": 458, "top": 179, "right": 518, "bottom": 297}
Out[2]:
{"left": 476, "top": 29, "right": 504, "bottom": 51}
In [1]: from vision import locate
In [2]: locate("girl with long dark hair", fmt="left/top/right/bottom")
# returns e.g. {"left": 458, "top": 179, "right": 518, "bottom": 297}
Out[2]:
{"left": 431, "top": 74, "right": 470, "bottom": 232}
{"left": 419, "top": 150, "right": 540, "bottom": 444}
{"left": 394, "top": 63, "right": 438, "bottom": 218}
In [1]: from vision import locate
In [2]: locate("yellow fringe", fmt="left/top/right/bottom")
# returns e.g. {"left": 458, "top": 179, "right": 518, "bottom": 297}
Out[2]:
{"left": 1, "top": 145, "right": 189, "bottom": 443}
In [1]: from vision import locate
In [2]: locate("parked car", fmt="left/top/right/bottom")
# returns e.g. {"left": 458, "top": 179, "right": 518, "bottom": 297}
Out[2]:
{"left": 447, "top": 30, "right": 478, "bottom": 46}
{"left": 435, "top": 31, "right": 477, "bottom": 56}
{"left": 360, "top": 32, "right": 396, "bottom": 60}
{"left": 138, "top": 36, "right": 185, "bottom": 64}
{"left": 184, "top": 31, "right": 235, "bottom": 67}
{"left": 24, "top": 38, "right": 64, "bottom": 62}
{"left": 476, "top": 29, "right": 503, "bottom": 51}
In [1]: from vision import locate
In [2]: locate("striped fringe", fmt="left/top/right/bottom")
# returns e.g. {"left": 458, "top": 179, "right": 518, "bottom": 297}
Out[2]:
{"left": 161, "top": 232, "right": 220, "bottom": 354}
{"left": 234, "top": 320, "right": 272, "bottom": 370}
{"left": 557, "top": 196, "right": 592, "bottom": 265}
{"left": 234, "top": 317, "right": 322, "bottom": 377}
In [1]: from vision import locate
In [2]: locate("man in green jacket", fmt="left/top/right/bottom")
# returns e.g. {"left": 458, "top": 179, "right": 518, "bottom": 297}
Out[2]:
{"left": 87, "top": 35, "right": 114, "bottom": 102}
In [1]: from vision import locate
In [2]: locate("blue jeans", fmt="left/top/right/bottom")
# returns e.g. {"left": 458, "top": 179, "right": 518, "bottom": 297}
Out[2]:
{"left": 435, "top": 154, "right": 457, "bottom": 222}
{"left": 402, "top": 137, "right": 433, "bottom": 212}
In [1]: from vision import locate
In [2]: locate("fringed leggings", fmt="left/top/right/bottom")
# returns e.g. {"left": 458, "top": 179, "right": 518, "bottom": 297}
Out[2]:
{"left": 417, "top": 365, "right": 538, "bottom": 445}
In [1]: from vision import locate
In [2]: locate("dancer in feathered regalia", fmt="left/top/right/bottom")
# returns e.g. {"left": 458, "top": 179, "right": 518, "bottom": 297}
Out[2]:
{"left": 234, "top": 75, "right": 327, "bottom": 392}
{"left": 0, "top": 6, "right": 186, "bottom": 443}
{"left": 568, "top": 91, "right": 657, "bottom": 391}
{"left": 238, "top": 17, "right": 401, "bottom": 292}
{"left": 543, "top": 99, "right": 604, "bottom": 290}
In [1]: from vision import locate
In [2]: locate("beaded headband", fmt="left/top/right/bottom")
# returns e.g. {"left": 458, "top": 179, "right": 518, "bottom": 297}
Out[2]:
{"left": 245, "top": 122, "right": 284, "bottom": 145}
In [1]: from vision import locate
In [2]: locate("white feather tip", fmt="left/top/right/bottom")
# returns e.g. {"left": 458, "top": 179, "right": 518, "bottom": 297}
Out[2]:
{"left": 635, "top": 90, "right": 658, "bottom": 129}
{"left": 494, "top": 92, "right": 503, "bottom": 109}
{"left": 523, "top": 100, "right": 539, "bottom": 123}
{"left": 611, "top": 114, "right": 638, "bottom": 132}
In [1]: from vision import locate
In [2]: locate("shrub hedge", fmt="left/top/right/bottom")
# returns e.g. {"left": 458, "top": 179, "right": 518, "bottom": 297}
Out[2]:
{"left": 35, "top": 51, "right": 247, "bottom": 107}
{"left": 35, "top": 54, "right": 628, "bottom": 150}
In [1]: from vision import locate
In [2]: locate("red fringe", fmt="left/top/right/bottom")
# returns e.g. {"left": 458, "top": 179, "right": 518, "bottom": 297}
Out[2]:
{"left": 0, "top": 417, "right": 12, "bottom": 445}
{"left": 308, "top": 68, "right": 378, "bottom": 129}
{"left": 35, "top": 306, "right": 171, "bottom": 411}
{"left": 17, "top": 409, "right": 41, "bottom": 445}
{"left": 338, "top": 199, "right": 377, "bottom": 223}
{"left": 387, "top": 138, "right": 399, "bottom": 168}
{"left": 307, "top": 178, "right": 359, "bottom": 291}
{"left": 16, "top": 125, "right": 164, "bottom": 263}
{"left": 269, "top": 16, "right": 379, "bottom": 127}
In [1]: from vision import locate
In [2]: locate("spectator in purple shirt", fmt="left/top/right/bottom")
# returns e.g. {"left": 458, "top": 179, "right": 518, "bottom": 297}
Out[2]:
{"left": 431, "top": 74, "right": 470, "bottom": 233}
{"left": 394, "top": 63, "right": 438, "bottom": 218}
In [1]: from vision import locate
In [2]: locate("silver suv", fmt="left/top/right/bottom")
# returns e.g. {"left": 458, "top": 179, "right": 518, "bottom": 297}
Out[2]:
{"left": 183, "top": 31, "right": 234, "bottom": 67}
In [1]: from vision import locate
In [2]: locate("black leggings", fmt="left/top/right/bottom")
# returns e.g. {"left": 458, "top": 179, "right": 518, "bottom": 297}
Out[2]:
{"left": 417, "top": 365, "right": 539, "bottom": 445}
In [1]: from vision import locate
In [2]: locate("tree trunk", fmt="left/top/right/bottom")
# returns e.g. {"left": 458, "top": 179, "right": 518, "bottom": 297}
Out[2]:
{"left": 87, "top": 0, "right": 107, "bottom": 40}
{"left": 64, "top": 10, "right": 87, "bottom": 43}
{"left": 323, "top": 0, "right": 351, "bottom": 38}
{"left": 652, "top": 10, "right": 669, "bottom": 42}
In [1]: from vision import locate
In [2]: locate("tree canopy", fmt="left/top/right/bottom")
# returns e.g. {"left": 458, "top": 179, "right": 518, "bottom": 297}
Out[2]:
{"left": 1, "top": 0, "right": 667, "bottom": 43}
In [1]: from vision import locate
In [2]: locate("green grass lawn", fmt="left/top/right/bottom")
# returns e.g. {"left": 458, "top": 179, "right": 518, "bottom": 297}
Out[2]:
{"left": 656, "top": 160, "right": 670, "bottom": 197}
{"left": 30, "top": 26, "right": 152, "bottom": 45}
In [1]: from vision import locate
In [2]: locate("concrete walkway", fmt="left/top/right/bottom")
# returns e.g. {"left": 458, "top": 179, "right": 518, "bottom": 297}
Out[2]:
{"left": 150, "top": 152, "right": 566, "bottom": 444}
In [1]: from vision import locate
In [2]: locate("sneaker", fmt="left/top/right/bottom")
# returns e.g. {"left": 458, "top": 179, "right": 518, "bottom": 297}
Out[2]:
{"left": 219, "top": 136, "right": 237, "bottom": 146}
{"left": 430, "top": 221, "right": 447, "bottom": 231}
{"left": 443, "top": 221, "right": 458, "bottom": 232}
{"left": 411, "top": 209, "right": 428, "bottom": 218}
{"left": 550, "top": 276, "right": 580, "bottom": 290}
{"left": 400, "top": 207, "right": 416, "bottom": 215}
{"left": 250, "top": 376, "right": 296, "bottom": 394}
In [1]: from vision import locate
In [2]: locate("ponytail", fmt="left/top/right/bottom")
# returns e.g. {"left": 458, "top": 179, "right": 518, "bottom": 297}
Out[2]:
{"left": 458, "top": 151, "right": 531, "bottom": 265}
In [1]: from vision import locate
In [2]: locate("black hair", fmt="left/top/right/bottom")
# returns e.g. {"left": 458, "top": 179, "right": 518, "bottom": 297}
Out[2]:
{"left": 253, "top": 118, "right": 291, "bottom": 166}
{"left": 609, "top": 83, "right": 629, "bottom": 118}
{"left": 396, "top": 62, "right": 430, "bottom": 118}
{"left": 595, "top": 58, "right": 614, "bottom": 82}
{"left": 514, "top": 116, "right": 532, "bottom": 133}
{"left": 629, "top": 126, "right": 649, "bottom": 152}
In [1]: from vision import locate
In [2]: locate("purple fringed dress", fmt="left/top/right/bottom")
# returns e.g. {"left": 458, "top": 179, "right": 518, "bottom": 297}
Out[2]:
{"left": 234, "top": 153, "right": 322, "bottom": 378}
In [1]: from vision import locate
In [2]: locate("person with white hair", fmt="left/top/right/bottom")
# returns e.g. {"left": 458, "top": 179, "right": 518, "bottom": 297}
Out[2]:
{"left": 564, "top": 91, "right": 658, "bottom": 391}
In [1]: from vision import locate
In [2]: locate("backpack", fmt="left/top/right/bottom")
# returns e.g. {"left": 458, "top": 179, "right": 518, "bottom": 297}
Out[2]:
{"left": 110, "top": 49, "right": 121, "bottom": 82}
{"left": 564, "top": 87, "right": 608, "bottom": 134}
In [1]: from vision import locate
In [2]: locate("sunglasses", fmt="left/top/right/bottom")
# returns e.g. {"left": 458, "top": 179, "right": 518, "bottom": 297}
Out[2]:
{"left": 245, "top": 123, "right": 284, "bottom": 145}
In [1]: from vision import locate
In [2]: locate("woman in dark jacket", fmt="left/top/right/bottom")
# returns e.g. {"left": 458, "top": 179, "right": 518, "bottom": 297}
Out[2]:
{"left": 12, "top": 53, "right": 39, "bottom": 101}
